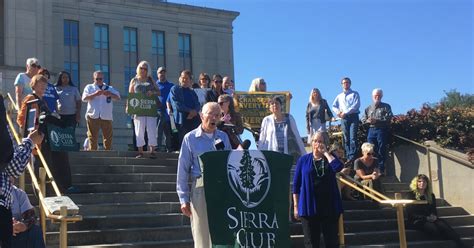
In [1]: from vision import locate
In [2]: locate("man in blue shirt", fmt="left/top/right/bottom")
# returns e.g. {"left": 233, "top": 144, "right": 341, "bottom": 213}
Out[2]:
{"left": 169, "top": 70, "right": 201, "bottom": 146}
{"left": 176, "top": 102, "right": 231, "bottom": 247}
{"left": 155, "top": 67, "right": 175, "bottom": 152}
{"left": 361, "top": 88, "right": 393, "bottom": 175}
{"left": 332, "top": 77, "right": 360, "bottom": 164}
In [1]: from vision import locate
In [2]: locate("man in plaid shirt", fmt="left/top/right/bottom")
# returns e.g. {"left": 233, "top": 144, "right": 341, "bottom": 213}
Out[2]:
{"left": 1, "top": 94, "right": 43, "bottom": 248}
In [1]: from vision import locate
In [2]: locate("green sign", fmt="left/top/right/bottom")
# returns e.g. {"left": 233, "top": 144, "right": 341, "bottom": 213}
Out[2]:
{"left": 234, "top": 92, "right": 291, "bottom": 129}
{"left": 200, "top": 150, "right": 293, "bottom": 248}
{"left": 46, "top": 124, "right": 79, "bottom": 151}
{"left": 126, "top": 93, "right": 158, "bottom": 116}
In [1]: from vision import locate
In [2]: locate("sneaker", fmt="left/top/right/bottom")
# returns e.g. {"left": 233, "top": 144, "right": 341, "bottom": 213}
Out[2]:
{"left": 135, "top": 153, "right": 144, "bottom": 158}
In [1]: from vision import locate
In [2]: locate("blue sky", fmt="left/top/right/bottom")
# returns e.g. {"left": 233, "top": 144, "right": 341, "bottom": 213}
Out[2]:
{"left": 173, "top": 0, "right": 473, "bottom": 136}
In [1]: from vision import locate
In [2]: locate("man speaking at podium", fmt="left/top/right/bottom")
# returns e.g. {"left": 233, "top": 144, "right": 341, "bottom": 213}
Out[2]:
{"left": 176, "top": 102, "right": 231, "bottom": 248}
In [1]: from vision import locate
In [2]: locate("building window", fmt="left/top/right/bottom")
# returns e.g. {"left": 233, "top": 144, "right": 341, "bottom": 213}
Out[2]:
{"left": 94, "top": 24, "right": 109, "bottom": 83}
{"left": 123, "top": 27, "right": 138, "bottom": 93}
{"left": 152, "top": 30, "right": 165, "bottom": 81}
{"left": 64, "top": 20, "right": 80, "bottom": 86}
{"left": 178, "top": 33, "right": 192, "bottom": 72}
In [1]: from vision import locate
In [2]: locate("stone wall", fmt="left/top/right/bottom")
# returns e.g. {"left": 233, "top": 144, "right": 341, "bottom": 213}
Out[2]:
{"left": 387, "top": 142, "right": 474, "bottom": 214}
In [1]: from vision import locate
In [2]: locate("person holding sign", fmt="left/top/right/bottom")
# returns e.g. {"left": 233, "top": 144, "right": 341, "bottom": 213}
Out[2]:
{"left": 258, "top": 96, "right": 305, "bottom": 163}
{"left": 293, "top": 131, "right": 344, "bottom": 248}
{"left": 128, "top": 61, "right": 160, "bottom": 159}
{"left": 82, "top": 71, "right": 121, "bottom": 150}
{"left": 176, "top": 102, "right": 232, "bottom": 248}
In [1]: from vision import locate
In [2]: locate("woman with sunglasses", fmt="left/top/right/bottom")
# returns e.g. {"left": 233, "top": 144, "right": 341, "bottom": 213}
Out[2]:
{"left": 305, "top": 88, "right": 333, "bottom": 145}
{"left": 217, "top": 94, "right": 243, "bottom": 149}
{"left": 354, "top": 142, "right": 382, "bottom": 194}
{"left": 205, "top": 74, "right": 225, "bottom": 103}
{"left": 128, "top": 61, "right": 160, "bottom": 158}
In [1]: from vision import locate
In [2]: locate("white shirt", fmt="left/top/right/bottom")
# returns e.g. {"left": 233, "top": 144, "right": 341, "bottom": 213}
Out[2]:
{"left": 82, "top": 83, "right": 120, "bottom": 120}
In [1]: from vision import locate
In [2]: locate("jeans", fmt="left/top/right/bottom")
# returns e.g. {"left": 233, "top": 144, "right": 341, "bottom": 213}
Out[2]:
{"left": 157, "top": 113, "right": 173, "bottom": 152}
{"left": 341, "top": 114, "right": 359, "bottom": 161}
{"left": 367, "top": 127, "right": 389, "bottom": 173}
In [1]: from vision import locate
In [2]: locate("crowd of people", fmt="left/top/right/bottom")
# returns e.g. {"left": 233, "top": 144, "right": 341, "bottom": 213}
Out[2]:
{"left": 2, "top": 57, "right": 468, "bottom": 248}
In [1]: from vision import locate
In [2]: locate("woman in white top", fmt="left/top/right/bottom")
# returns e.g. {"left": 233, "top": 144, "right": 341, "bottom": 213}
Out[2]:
{"left": 128, "top": 61, "right": 160, "bottom": 158}
{"left": 258, "top": 96, "right": 305, "bottom": 163}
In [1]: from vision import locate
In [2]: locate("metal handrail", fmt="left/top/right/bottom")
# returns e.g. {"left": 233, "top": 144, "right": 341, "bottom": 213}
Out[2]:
{"left": 393, "top": 134, "right": 473, "bottom": 169}
{"left": 5, "top": 93, "right": 81, "bottom": 248}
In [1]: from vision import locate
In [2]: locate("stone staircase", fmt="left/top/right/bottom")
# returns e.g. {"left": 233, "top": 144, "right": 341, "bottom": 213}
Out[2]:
{"left": 25, "top": 151, "right": 474, "bottom": 247}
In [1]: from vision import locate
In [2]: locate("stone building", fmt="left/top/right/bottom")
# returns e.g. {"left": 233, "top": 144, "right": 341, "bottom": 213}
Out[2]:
{"left": 0, "top": 0, "right": 239, "bottom": 149}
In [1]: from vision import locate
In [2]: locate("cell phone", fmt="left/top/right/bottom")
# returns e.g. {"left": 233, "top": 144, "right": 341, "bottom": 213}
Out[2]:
{"left": 26, "top": 108, "right": 37, "bottom": 132}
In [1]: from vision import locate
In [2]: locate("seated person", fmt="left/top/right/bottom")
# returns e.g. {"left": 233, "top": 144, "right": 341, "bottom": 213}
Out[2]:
{"left": 406, "top": 174, "right": 467, "bottom": 248}
{"left": 11, "top": 178, "right": 46, "bottom": 248}
{"left": 354, "top": 142, "right": 382, "bottom": 194}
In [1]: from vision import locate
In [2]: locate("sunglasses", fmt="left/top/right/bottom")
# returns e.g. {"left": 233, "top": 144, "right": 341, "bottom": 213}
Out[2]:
{"left": 214, "top": 80, "right": 223, "bottom": 83}
{"left": 95, "top": 78, "right": 103, "bottom": 81}
{"left": 218, "top": 102, "right": 227, "bottom": 106}
{"left": 30, "top": 64, "right": 39, "bottom": 68}
{"left": 367, "top": 152, "right": 375, "bottom": 156}
{"left": 140, "top": 67, "right": 148, "bottom": 71}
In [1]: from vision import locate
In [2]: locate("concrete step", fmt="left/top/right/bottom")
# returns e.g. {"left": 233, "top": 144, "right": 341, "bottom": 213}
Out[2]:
{"left": 68, "top": 191, "right": 179, "bottom": 205}
{"left": 71, "top": 165, "right": 177, "bottom": 174}
{"left": 25, "top": 182, "right": 177, "bottom": 194}
{"left": 343, "top": 206, "right": 469, "bottom": 221}
{"left": 289, "top": 215, "right": 474, "bottom": 234}
{"left": 69, "top": 157, "right": 178, "bottom": 166}
{"left": 344, "top": 236, "right": 474, "bottom": 248}
{"left": 67, "top": 239, "right": 193, "bottom": 248}
{"left": 70, "top": 173, "right": 177, "bottom": 183}
{"left": 47, "top": 213, "right": 189, "bottom": 231}
{"left": 69, "top": 151, "right": 178, "bottom": 159}
{"left": 46, "top": 226, "right": 192, "bottom": 245}
{"left": 76, "top": 202, "right": 181, "bottom": 216}
{"left": 290, "top": 226, "right": 474, "bottom": 247}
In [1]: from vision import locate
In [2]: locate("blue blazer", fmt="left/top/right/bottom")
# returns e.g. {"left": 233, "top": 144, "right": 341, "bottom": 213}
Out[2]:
{"left": 169, "top": 85, "right": 200, "bottom": 125}
{"left": 292, "top": 152, "right": 344, "bottom": 217}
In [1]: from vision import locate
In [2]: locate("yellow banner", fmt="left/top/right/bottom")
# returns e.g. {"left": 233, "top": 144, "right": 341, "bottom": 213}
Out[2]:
{"left": 234, "top": 91, "right": 291, "bottom": 129}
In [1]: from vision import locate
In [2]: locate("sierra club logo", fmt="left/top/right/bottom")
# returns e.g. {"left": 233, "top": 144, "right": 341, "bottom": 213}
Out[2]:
{"left": 50, "top": 130, "right": 60, "bottom": 146}
{"left": 227, "top": 150, "right": 271, "bottom": 208}
{"left": 129, "top": 98, "right": 140, "bottom": 108}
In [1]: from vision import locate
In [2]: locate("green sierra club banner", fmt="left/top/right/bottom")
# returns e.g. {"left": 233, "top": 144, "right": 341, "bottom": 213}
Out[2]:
{"left": 200, "top": 150, "right": 293, "bottom": 248}
{"left": 126, "top": 93, "right": 158, "bottom": 116}
{"left": 46, "top": 123, "right": 79, "bottom": 151}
